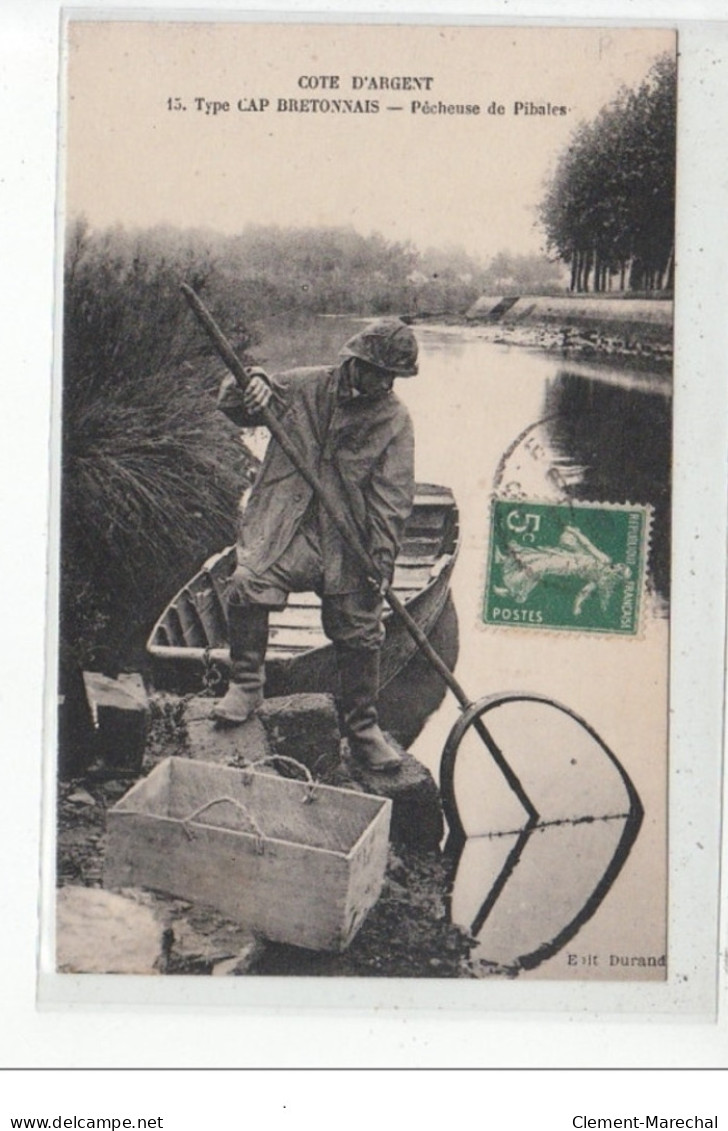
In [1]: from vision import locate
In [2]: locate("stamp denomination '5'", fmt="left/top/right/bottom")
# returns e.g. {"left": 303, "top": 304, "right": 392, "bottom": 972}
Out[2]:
{"left": 483, "top": 500, "right": 650, "bottom": 635}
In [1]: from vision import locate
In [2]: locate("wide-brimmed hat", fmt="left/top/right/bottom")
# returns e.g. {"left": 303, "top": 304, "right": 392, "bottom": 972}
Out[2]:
{"left": 339, "top": 319, "right": 418, "bottom": 377}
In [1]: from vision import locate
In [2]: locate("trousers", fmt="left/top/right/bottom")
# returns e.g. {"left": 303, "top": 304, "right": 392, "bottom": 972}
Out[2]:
{"left": 228, "top": 519, "right": 385, "bottom": 652}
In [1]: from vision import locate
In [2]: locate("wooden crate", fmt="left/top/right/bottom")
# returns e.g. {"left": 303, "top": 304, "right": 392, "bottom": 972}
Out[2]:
{"left": 104, "top": 757, "right": 391, "bottom": 952}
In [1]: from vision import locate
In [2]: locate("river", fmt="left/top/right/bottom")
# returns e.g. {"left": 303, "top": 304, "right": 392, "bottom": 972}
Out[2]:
{"left": 381, "top": 324, "right": 671, "bottom": 979}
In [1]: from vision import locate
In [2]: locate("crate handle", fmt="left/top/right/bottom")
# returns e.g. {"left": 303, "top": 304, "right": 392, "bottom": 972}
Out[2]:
{"left": 245, "top": 755, "right": 318, "bottom": 803}
{"left": 180, "top": 796, "right": 266, "bottom": 855}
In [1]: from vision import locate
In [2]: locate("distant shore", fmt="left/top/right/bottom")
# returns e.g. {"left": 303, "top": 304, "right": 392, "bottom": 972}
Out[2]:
{"left": 413, "top": 294, "right": 674, "bottom": 373}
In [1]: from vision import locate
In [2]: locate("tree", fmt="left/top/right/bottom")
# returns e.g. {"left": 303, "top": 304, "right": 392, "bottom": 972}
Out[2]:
{"left": 539, "top": 54, "right": 676, "bottom": 292}
{"left": 480, "top": 250, "right": 565, "bottom": 294}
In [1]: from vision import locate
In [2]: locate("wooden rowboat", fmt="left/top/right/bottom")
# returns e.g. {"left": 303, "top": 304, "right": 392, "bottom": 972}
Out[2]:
{"left": 147, "top": 484, "right": 459, "bottom": 698}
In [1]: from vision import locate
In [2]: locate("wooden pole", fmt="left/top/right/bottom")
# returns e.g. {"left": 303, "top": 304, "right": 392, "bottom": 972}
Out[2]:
{"left": 180, "top": 284, "right": 473, "bottom": 710}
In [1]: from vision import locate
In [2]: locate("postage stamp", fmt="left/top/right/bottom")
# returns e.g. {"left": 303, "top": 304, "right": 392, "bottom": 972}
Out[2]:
{"left": 483, "top": 500, "right": 651, "bottom": 634}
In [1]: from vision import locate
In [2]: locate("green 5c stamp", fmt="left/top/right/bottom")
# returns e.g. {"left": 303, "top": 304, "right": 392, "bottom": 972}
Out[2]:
{"left": 483, "top": 500, "right": 651, "bottom": 635}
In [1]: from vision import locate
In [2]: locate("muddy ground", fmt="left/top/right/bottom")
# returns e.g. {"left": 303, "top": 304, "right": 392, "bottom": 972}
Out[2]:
{"left": 57, "top": 695, "right": 487, "bottom": 979}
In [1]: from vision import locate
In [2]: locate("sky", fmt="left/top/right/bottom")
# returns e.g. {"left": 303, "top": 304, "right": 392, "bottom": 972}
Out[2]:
{"left": 64, "top": 22, "right": 675, "bottom": 262}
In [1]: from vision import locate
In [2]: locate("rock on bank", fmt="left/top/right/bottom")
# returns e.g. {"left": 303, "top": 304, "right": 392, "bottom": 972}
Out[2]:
{"left": 463, "top": 293, "right": 673, "bottom": 368}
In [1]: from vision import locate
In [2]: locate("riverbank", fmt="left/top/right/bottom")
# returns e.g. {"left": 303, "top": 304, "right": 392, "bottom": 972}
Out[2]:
{"left": 418, "top": 294, "right": 674, "bottom": 373}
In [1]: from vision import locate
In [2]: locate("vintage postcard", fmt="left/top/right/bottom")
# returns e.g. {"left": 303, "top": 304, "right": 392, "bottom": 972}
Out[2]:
{"left": 45, "top": 16, "right": 692, "bottom": 1004}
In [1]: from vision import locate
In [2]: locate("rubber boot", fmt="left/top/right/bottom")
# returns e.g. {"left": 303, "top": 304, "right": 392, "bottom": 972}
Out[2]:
{"left": 336, "top": 645, "right": 403, "bottom": 773}
{"left": 212, "top": 605, "right": 269, "bottom": 725}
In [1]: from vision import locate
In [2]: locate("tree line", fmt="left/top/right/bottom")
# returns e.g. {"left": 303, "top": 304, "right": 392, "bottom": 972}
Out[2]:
{"left": 539, "top": 54, "right": 676, "bottom": 293}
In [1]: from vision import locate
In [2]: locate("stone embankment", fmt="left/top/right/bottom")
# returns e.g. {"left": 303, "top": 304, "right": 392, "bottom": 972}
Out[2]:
{"left": 462, "top": 294, "right": 673, "bottom": 371}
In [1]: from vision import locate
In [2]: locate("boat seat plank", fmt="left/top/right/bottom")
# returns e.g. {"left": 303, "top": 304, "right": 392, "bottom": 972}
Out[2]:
{"left": 267, "top": 588, "right": 423, "bottom": 622}
{"left": 412, "top": 493, "right": 454, "bottom": 508}
{"left": 147, "top": 483, "right": 458, "bottom": 686}
{"left": 392, "top": 566, "right": 433, "bottom": 588}
{"left": 395, "top": 558, "right": 439, "bottom": 569}
{"left": 399, "top": 538, "right": 442, "bottom": 558}
{"left": 265, "top": 640, "right": 316, "bottom": 657}
{"left": 406, "top": 511, "right": 445, "bottom": 527}
{"left": 270, "top": 607, "right": 324, "bottom": 631}
{"left": 268, "top": 625, "right": 329, "bottom": 650}
{"left": 285, "top": 592, "right": 325, "bottom": 608}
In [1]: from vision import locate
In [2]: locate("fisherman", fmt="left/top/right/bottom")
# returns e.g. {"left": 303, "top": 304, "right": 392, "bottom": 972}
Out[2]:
{"left": 213, "top": 319, "right": 419, "bottom": 772}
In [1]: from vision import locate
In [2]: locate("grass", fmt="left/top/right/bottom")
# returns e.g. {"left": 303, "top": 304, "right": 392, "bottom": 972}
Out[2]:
{"left": 61, "top": 227, "right": 256, "bottom": 672}
{"left": 62, "top": 359, "right": 253, "bottom": 668}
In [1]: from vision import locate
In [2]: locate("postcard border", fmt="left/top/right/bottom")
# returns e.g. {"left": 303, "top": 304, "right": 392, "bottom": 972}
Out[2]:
{"left": 1, "top": 0, "right": 725, "bottom": 1067}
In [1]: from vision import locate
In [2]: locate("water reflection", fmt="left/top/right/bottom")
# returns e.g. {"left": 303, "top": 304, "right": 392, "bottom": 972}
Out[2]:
{"left": 544, "top": 372, "right": 672, "bottom": 602}
{"left": 453, "top": 815, "right": 638, "bottom": 973}
{"left": 439, "top": 694, "right": 643, "bottom": 973}
{"left": 492, "top": 371, "right": 671, "bottom": 605}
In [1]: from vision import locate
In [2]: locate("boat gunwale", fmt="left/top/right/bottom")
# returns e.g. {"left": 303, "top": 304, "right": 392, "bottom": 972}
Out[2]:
{"left": 146, "top": 485, "right": 459, "bottom": 678}
{"left": 147, "top": 550, "right": 457, "bottom": 666}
